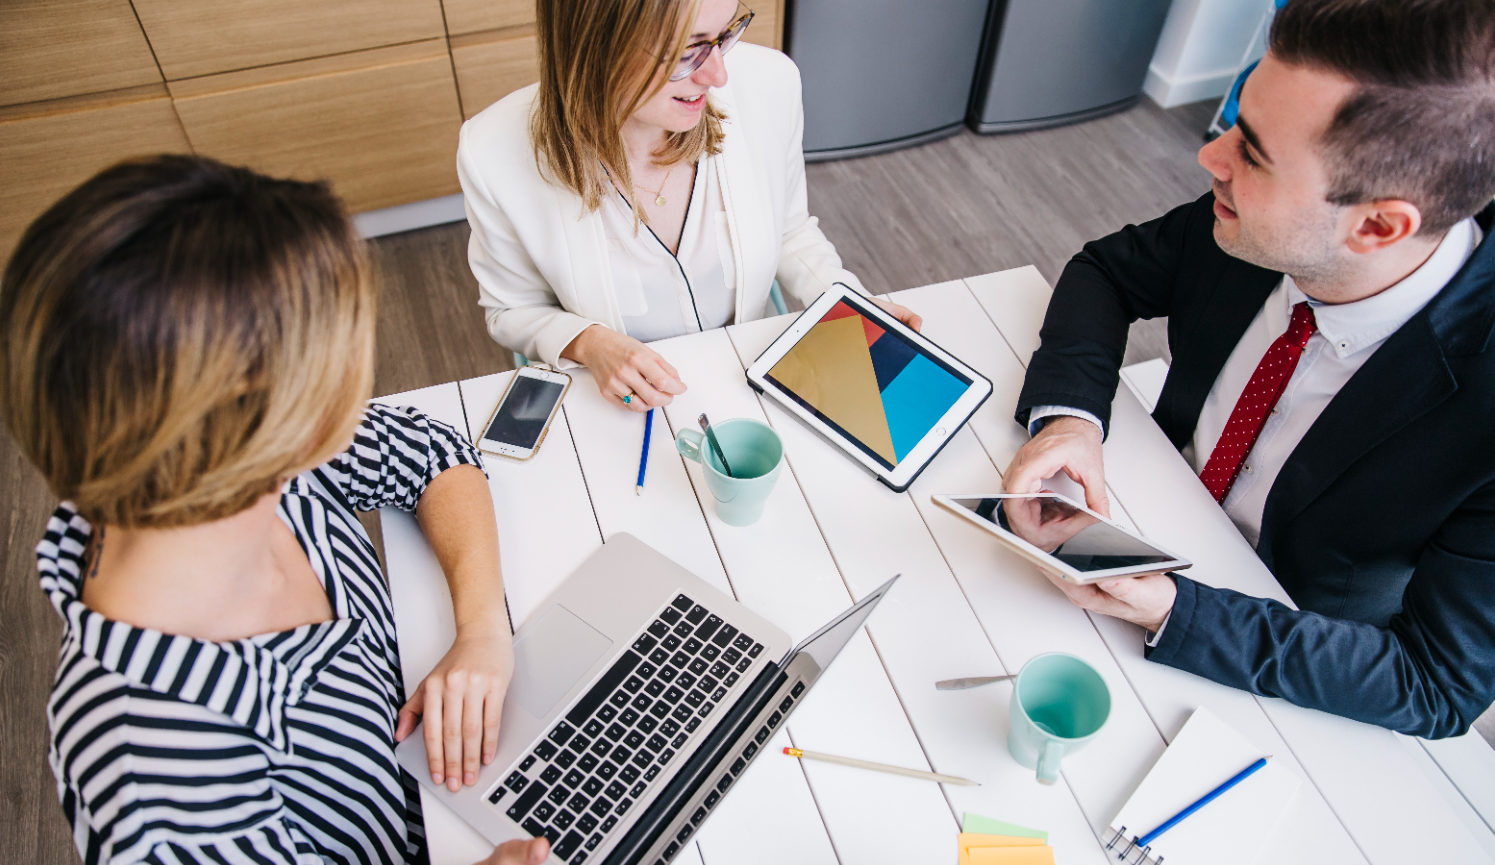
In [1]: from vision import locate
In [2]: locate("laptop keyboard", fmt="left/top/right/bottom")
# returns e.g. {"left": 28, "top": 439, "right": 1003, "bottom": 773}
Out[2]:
{"left": 487, "top": 593, "right": 765, "bottom": 864}
{"left": 651, "top": 678, "right": 806, "bottom": 864}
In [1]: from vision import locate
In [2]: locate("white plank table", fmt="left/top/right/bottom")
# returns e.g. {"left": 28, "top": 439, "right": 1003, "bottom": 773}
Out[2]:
{"left": 378, "top": 268, "right": 1495, "bottom": 865}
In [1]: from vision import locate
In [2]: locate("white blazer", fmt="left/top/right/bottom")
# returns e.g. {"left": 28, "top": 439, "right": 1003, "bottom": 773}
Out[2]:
{"left": 457, "top": 44, "right": 866, "bottom": 368}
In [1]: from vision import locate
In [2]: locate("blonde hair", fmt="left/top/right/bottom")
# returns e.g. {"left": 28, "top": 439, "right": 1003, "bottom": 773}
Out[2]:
{"left": 0, "top": 155, "right": 375, "bottom": 528}
{"left": 532, "top": 0, "right": 727, "bottom": 214}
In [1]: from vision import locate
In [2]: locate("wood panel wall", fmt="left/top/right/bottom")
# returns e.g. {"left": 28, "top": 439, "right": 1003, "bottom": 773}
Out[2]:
{"left": 0, "top": 0, "right": 785, "bottom": 264}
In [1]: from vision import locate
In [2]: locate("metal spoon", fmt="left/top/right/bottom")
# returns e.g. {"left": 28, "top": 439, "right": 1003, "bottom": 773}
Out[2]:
{"left": 935, "top": 675, "right": 1016, "bottom": 690}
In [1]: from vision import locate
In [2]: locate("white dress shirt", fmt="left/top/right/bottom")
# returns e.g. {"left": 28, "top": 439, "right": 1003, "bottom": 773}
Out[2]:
{"left": 606, "top": 158, "right": 736, "bottom": 343}
{"left": 1185, "top": 217, "right": 1478, "bottom": 545}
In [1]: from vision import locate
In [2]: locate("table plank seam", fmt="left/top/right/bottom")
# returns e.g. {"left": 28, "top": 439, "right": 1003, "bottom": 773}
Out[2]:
{"left": 779, "top": 726, "right": 850, "bottom": 865}
{"left": 1249, "top": 705, "right": 1376, "bottom": 865}
{"left": 1074, "top": 612, "right": 1168, "bottom": 746}
{"left": 656, "top": 405, "right": 745, "bottom": 605}
{"left": 959, "top": 277, "right": 1034, "bottom": 371}
{"left": 905, "top": 492, "right": 1017, "bottom": 684}
{"left": 553, "top": 403, "right": 608, "bottom": 543}
{"left": 855, "top": 616, "right": 984, "bottom": 831}
{"left": 454, "top": 383, "right": 473, "bottom": 446}
{"left": 1417, "top": 740, "right": 1495, "bottom": 838}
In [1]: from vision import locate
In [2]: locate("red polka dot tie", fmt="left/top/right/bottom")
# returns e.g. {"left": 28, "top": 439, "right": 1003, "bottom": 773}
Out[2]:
{"left": 1199, "top": 301, "right": 1318, "bottom": 503}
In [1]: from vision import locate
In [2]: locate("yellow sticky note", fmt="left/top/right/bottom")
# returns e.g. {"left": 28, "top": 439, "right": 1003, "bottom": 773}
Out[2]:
{"left": 966, "top": 846, "right": 1056, "bottom": 865}
{"left": 960, "top": 833, "right": 1045, "bottom": 848}
{"left": 959, "top": 833, "right": 1053, "bottom": 865}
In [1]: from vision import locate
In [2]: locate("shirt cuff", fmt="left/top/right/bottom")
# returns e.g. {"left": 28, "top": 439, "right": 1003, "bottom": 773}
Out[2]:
{"left": 1145, "top": 611, "right": 1172, "bottom": 647}
{"left": 1027, "top": 406, "right": 1105, "bottom": 438}
{"left": 1143, "top": 574, "right": 1196, "bottom": 663}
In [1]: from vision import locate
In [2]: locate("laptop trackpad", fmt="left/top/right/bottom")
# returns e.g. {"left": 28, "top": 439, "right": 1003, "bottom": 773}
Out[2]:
{"left": 509, "top": 605, "right": 612, "bottom": 720}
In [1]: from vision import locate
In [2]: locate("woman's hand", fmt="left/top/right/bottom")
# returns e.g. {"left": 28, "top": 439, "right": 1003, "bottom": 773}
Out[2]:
{"left": 870, "top": 297, "right": 924, "bottom": 332}
{"left": 564, "top": 325, "right": 686, "bottom": 412}
{"left": 396, "top": 627, "right": 514, "bottom": 792}
{"left": 475, "top": 837, "right": 550, "bottom": 865}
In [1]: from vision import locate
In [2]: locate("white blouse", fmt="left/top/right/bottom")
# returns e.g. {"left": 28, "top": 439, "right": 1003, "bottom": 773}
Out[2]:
{"left": 605, "top": 158, "right": 737, "bottom": 343}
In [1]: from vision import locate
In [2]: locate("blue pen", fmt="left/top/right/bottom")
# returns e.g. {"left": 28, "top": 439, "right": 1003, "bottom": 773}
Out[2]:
{"left": 635, "top": 409, "right": 654, "bottom": 495}
{"left": 1134, "top": 757, "right": 1269, "bottom": 850}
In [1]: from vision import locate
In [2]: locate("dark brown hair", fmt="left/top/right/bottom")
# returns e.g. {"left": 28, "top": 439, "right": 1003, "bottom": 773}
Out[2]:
{"left": 1270, "top": 0, "right": 1495, "bottom": 234}
{"left": 531, "top": 0, "right": 726, "bottom": 214}
{"left": 0, "top": 155, "right": 375, "bottom": 528}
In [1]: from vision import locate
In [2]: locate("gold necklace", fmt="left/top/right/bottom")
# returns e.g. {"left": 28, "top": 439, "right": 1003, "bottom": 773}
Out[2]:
{"left": 635, "top": 166, "right": 673, "bottom": 207}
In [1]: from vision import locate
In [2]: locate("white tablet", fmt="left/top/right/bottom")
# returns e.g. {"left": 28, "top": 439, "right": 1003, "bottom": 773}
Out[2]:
{"left": 932, "top": 492, "right": 1192, "bottom": 584}
{"left": 745, "top": 285, "right": 991, "bottom": 491}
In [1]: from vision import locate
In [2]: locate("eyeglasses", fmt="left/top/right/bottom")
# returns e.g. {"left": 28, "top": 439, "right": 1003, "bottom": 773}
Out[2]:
{"left": 668, "top": 4, "right": 755, "bottom": 81}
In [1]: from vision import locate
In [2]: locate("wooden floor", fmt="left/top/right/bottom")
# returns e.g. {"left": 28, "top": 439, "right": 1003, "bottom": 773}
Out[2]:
{"left": 2, "top": 97, "right": 1490, "bottom": 862}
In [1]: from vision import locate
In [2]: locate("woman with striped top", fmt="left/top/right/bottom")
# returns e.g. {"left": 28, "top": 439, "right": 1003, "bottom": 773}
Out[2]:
{"left": 1, "top": 155, "right": 547, "bottom": 865}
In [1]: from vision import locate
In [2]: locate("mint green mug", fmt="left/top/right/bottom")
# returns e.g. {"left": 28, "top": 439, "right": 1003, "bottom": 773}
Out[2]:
{"left": 675, "top": 418, "right": 783, "bottom": 526}
{"left": 1007, "top": 652, "right": 1111, "bottom": 785}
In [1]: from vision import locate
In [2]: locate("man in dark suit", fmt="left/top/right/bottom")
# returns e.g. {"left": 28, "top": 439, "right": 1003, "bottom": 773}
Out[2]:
{"left": 1006, "top": 0, "right": 1495, "bottom": 738}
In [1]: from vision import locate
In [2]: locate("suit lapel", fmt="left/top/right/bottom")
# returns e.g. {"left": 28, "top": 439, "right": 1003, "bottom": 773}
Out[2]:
{"left": 1263, "top": 315, "right": 1456, "bottom": 537}
{"left": 554, "top": 177, "right": 621, "bottom": 330}
{"left": 1260, "top": 207, "right": 1495, "bottom": 539}
{"left": 1158, "top": 263, "right": 1279, "bottom": 448}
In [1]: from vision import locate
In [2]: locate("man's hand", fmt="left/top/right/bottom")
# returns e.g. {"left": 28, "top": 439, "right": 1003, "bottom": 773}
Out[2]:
{"left": 564, "top": 324, "right": 686, "bottom": 412}
{"left": 1001, "top": 494, "right": 1099, "bottom": 551}
{"left": 1004, "top": 415, "right": 1110, "bottom": 516}
{"left": 1039, "top": 571, "right": 1177, "bottom": 634}
{"left": 869, "top": 296, "right": 924, "bottom": 331}
{"left": 475, "top": 837, "right": 549, "bottom": 865}
{"left": 396, "top": 628, "right": 515, "bottom": 792}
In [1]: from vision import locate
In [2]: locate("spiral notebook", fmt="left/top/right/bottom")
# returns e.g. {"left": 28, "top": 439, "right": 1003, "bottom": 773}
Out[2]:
{"left": 1102, "top": 707, "right": 1302, "bottom": 865}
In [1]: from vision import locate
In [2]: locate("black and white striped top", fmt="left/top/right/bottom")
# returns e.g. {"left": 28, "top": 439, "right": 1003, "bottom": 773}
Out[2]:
{"left": 38, "top": 405, "right": 485, "bottom": 864}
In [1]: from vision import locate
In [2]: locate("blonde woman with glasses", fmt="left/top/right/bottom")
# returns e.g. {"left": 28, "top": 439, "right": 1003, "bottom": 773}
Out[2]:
{"left": 460, "top": 0, "right": 921, "bottom": 410}
{"left": 2, "top": 155, "right": 548, "bottom": 865}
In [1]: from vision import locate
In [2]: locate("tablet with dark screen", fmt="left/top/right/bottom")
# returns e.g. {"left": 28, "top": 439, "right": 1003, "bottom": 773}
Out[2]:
{"left": 933, "top": 492, "right": 1191, "bottom": 584}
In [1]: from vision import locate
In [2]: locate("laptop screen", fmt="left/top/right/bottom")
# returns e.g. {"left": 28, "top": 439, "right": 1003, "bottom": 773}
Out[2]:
{"left": 781, "top": 575, "right": 899, "bottom": 673}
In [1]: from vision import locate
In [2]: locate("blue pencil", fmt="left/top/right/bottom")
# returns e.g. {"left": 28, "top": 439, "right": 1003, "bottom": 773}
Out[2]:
{"left": 1135, "top": 756, "right": 1269, "bottom": 849}
{"left": 635, "top": 409, "right": 654, "bottom": 495}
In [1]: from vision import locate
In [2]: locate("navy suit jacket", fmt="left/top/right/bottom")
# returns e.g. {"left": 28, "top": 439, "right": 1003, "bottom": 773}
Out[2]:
{"left": 1016, "top": 193, "right": 1495, "bottom": 737}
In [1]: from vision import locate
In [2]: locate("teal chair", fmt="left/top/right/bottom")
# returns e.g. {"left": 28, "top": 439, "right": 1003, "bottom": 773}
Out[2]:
{"left": 768, "top": 280, "right": 788, "bottom": 315}
{"left": 1209, "top": 0, "right": 1289, "bottom": 138}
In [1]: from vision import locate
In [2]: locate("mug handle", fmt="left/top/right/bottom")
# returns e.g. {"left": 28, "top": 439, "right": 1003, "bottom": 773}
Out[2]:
{"left": 675, "top": 428, "right": 704, "bottom": 464}
{"left": 1035, "top": 740, "right": 1064, "bottom": 786}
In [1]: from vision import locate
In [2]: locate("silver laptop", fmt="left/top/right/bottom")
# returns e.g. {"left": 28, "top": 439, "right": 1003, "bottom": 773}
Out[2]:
{"left": 397, "top": 532, "right": 897, "bottom": 865}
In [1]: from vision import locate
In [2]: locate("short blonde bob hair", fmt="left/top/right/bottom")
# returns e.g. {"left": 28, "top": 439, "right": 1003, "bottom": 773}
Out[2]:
{"left": 0, "top": 154, "right": 375, "bottom": 528}
{"left": 532, "top": 0, "right": 727, "bottom": 213}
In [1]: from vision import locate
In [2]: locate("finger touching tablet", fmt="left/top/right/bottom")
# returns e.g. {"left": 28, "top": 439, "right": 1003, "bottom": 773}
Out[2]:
{"left": 933, "top": 492, "right": 1191, "bottom": 584}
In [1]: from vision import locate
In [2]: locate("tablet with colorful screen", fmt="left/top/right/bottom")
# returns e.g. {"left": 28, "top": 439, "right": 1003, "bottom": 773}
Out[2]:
{"left": 745, "top": 285, "right": 991, "bottom": 490}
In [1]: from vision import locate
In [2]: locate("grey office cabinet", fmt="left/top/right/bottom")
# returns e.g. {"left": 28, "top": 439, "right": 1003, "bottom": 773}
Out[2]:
{"left": 787, "top": 0, "right": 992, "bottom": 160}
{"left": 968, "top": 0, "right": 1172, "bottom": 132}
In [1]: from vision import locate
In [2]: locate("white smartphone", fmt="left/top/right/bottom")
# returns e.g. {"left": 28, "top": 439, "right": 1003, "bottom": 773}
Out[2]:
{"left": 932, "top": 492, "right": 1191, "bottom": 584}
{"left": 478, "top": 366, "right": 571, "bottom": 460}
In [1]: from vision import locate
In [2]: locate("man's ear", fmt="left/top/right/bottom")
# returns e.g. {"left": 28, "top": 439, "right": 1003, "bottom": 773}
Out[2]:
{"left": 1346, "top": 199, "right": 1422, "bottom": 254}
